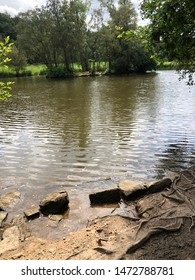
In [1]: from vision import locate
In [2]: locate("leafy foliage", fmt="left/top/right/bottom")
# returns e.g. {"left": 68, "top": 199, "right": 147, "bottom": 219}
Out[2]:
{"left": 46, "top": 65, "right": 73, "bottom": 78}
{"left": 0, "top": 12, "right": 18, "bottom": 40}
{"left": 0, "top": 81, "right": 13, "bottom": 100}
{"left": 8, "top": 45, "right": 27, "bottom": 75}
{"left": 16, "top": 0, "right": 89, "bottom": 74}
{"left": 0, "top": 36, "right": 14, "bottom": 100}
{"left": 89, "top": 0, "right": 156, "bottom": 74}
{"left": 141, "top": 0, "right": 195, "bottom": 84}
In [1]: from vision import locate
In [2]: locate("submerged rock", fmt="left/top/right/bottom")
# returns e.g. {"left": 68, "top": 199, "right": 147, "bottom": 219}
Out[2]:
{"left": 48, "top": 214, "right": 64, "bottom": 223}
{"left": 0, "top": 212, "right": 8, "bottom": 227}
{"left": 89, "top": 188, "right": 120, "bottom": 205}
{"left": 0, "top": 190, "right": 21, "bottom": 211}
{"left": 24, "top": 206, "right": 40, "bottom": 220}
{"left": 39, "top": 190, "right": 69, "bottom": 215}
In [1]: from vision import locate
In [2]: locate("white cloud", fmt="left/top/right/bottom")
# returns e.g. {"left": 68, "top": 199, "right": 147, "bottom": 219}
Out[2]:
{"left": 0, "top": 0, "right": 142, "bottom": 14}
{"left": 0, "top": 5, "right": 18, "bottom": 16}
{"left": 0, "top": 0, "right": 46, "bottom": 16}
{"left": 0, "top": 0, "right": 147, "bottom": 25}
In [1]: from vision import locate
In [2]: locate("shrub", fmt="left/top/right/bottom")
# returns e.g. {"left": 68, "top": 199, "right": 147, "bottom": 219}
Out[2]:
{"left": 46, "top": 65, "right": 73, "bottom": 78}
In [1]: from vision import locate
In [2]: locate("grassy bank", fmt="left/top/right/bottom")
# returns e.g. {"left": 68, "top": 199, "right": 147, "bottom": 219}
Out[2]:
{"left": 0, "top": 61, "right": 175, "bottom": 78}
{"left": 0, "top": 62, "right": 110, "bottom": 78}
{"left": 0, "top": 64, "right": 47, "bottom": 78}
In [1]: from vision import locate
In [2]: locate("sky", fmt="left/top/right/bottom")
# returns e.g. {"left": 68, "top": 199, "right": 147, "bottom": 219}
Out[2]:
{"left": 0, "top": 0, "right": 45, "bottom": 15}
{"left": 0, "top": 0, "right": 146, "bottom": 25}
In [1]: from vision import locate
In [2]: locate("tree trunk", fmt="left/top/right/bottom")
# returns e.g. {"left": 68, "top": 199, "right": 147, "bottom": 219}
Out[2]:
{"left": 63, "top": 49, "right": 71, "bottom": 74}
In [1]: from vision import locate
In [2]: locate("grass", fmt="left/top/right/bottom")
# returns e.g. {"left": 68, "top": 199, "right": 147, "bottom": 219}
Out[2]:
{"left": 0, "top": 60, "right": 178, "bottom": 78}
{"left": 72, "top": 61, "right": 109, "bottom": 72}
{"left": 0, "top": 59, "right": 110, "bottom": 78}
{"left": 25, "top": 64, "right": 47, "bottom": 75}
{"left": 0, "top": 66, "right": 16, "bottom": 77}
{"left": 0, "top": 64, "right": 47, "bottom": 78}
{"left": 0, "top": 62, "right": 109, "bottom": 78}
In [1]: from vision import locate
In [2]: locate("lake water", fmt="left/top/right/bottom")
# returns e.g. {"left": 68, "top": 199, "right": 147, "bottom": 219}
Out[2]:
{"left": 0, "top": 71, "right": 195, "bottom": 238}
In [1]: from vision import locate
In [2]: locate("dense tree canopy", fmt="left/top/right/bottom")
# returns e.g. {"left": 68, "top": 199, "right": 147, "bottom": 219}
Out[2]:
{"left": 0, "top": 12, "right": 18, "bottom": 41}
{"left": 16, "top": 0, "right": 90, "bottom": 75}
{"left": 8, "top": 45, "right": 27, "bottom": 76}
{"left": 141, "top": 0, "right": 195, "bottom": 84}
{"left": 89, "top": 0, "right": 156, "bottom": 73}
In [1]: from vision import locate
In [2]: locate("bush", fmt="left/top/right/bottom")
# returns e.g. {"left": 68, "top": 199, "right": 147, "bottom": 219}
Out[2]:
{"left": 46, "top": 65, "right": 73, "bottom": 78}
{"left": 112, "top": 56, "right": 133, "bottom": 74}
{"left": 111, "top": 46, "right": 157, "bottom": 74}
{"left": 133, "top": 53, "right": 157, "bottom": 73}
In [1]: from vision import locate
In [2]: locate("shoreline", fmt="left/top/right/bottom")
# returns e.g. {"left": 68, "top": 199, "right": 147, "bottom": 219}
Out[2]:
{"left": 0, "top": 66, "right": 176, "bottom": 79}
{"left": 1, "top": 166, "right": 195, "bottom": 260}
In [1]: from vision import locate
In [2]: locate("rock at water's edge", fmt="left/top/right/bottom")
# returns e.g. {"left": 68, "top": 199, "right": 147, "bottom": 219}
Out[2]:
{"left": 118, "top": 181, "right": 147, "bottom": 199}
{"left": 89, "top": 188, "right": 120, "bottom": 205}
{"left": 0, "top": 190, "right": 21, "bottom": 211}
{"left": 39, "top": 190, "right": 69, "bottom": 215}
{"left": 147, "top": 178, "right": 172, "bottom": 193}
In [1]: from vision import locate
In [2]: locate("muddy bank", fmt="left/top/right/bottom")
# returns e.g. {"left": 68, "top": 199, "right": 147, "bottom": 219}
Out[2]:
{"left": 0, "top": 166, "right": 195, "bottom": 260}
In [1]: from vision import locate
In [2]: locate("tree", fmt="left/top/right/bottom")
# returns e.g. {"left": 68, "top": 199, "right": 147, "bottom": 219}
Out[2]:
{"left": 88, "top": 8, "right": 114, "bottom": 71}
{"left": 89, "top": 0, "right": 137, "bottom": 73}
{"left": 0, "top": 36, "right": 13, "bottom": 100}
{"left": 102, "top": 0, "right": 137, "bottom": 31}
{"left": 0, "top": 12, "right": 18, "bottom": 41}
{"left": 17, "top": 8, "right": 58, "bottom": 66}
{"left": 46, "top": 0, "right": 89, "bottom": 72}
{"left": 117, "top": 26, "right": 157, "bottom": 72}
{"left": 8, "top": 45, "right": 27, "bottom": 76}
{"left": 68, "top": 0, "right": 90, "bottom": 71}
{"left": 88, "top": 0, "right": 156, "bottom": 74}
{"left": 141, "top": 0, "right": 195, "bottom": 84}
{"left": 16, "top": 0, "right": 89, "bottom": 76}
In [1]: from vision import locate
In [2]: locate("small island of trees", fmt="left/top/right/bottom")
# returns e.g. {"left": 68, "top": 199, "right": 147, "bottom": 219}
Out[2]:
{"left": 0, "top": 0, "right": 157, "bottom": 78}
{"left": 0, "top": 0, "right": 194, "bottom": 81}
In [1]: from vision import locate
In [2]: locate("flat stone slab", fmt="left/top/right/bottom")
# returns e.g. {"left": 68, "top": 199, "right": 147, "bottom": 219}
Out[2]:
{"left": 48, "top": 214, "right": 64, "bottom": 222}
{"left": 118, "top": 180, "right": 147, "bottom": 199}
{"left": 39, "top": 190, "right": 69, "bottom": 215}
{"left": 89, "top": 188, "right": 120, "bottom": 205}
{"left": 118, "top": 178, "right": 172, "bottom": 200}
{"left": 0, "top": 190, "right": 21, "bottom": 210}
{"left": 0, "top": 212, "right": 8, "bottom": 227}
{"left": 146, "top": 178, "right": 172, "bottom": 193}
{"left": 24, "top": 206, "right": 40, "bottom": 220}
